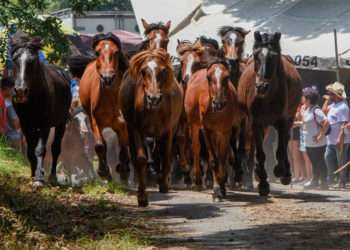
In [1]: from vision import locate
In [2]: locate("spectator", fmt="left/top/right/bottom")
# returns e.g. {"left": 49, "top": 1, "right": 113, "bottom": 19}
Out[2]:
{"left": 294, "top": 97, "right": 313, "bottom": 183}
{"left": 301, "top": 86, "right": 329, "bottom": 189}
{"left": 1, "top": 77, "right": 22, "bottom": 150}
{"left": 323, "top": 81, "right": 350, "bottom": 188}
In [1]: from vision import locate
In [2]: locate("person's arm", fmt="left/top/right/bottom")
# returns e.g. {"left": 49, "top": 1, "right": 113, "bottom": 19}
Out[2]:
{"left": 337, "top": 123, "right": 346, "bottom": 149}
{"left": 322, "top": 95, "right": 331, "bottom": 114}
{"left": 315, "top": 119, "right": 329, "bottom": 142}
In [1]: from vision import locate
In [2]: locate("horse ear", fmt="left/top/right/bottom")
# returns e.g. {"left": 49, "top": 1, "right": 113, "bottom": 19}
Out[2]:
{"left": 274, "top": 32, "right": 281, "bottom": 42}
{"left": 165, "top": 20, "right": 171, "bottom": 31}
{"left": 254, "top": 31, "right": 262, "bottom": 42}
{"left": 177, "top": 39, "right": 181, "bottom": 45}
{"left": 141, "top": 18, "right": 150, "bottom": 30}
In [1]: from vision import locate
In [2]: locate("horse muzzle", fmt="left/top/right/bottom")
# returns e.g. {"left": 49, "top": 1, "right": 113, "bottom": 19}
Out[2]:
{"left": 145, "top": 94, "right": 162, "bottom": 109}
{"left": 100, "top": 73, "right": 116, "bottom": 88}
{"left": 13, "top": 87, "right": 29, "bottom": 103}
{"left": 211, "top": 99, "right": 226, "bottom": 112}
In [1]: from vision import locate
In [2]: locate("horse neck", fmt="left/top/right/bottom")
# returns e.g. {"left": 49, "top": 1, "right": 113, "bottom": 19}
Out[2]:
{"left": 265, "top": 55, "right": 285, "bottom": 97}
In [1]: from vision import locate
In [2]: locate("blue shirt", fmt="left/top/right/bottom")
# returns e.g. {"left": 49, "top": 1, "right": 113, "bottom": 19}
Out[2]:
{"left": 70, "top": 79, "right": 79, "bottom": 98}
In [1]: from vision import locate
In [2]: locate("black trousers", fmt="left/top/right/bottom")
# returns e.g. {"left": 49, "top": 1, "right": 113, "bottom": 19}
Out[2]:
{"left": 306, "top": 146, "right": 327, "bottom": 185}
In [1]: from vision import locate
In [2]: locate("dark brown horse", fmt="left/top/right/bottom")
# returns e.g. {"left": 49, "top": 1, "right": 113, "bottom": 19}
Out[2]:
{"left": 120, "top": 49, "right": 183, "bottom": 206}
{"left": 185, "top": 58, "right": 243, "bottom": 198}
{"left": 10, "top": 31, "right": 71, "bottom": 186}
{"left": 238, "top": 31, "right": 302, "bottom": 196}
{"left": 79, "top": 33, "right": 130, "bottom": 182}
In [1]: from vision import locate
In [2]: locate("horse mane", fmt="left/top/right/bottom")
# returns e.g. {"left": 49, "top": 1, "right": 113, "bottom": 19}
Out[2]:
{"left": 91, "top": 32, "right": 128, "bottom": 74}
{"left": 144, "top": 22, "right": 170, "bottom": 35}
{"left": 198, "top": 36, "right": 219, "bottom": 50}
{"left": 11, "top": 31, "right": 42, "bottom": 55}
{"left": 176, "top": 40, "right": 204, "bottom": 56}
{"left": 218, "top": 26, "right": 248, "bottom": 38}
{"left": 253, "top": 33, "right": 281, "bottom": 53}
{"left": 129, "top": 49, "right": 174, "bottom": 90}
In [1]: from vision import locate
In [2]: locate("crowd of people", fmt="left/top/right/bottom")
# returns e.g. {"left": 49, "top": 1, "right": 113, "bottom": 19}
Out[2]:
{"left": 289, "top": 81, "right": 350, "bottom": 189}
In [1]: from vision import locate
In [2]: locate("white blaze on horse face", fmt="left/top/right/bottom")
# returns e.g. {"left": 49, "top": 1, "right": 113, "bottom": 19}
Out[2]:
{"left": 185, "top": 53, "right": 194, "bottom": 78}
{"left": 147, "top": 59, "right": 158, "bottom": 91}
{"left": 230, "top": 33, "right": 237, "bottom": 45}
{"left": 228, "top": 33, "right": 238, "bottom": 59}
{"left": 19, "top": 50, "right": 29, "bottom": 87}
{"left": 214, "top": 66, "right": 223, "bottom": 90}
{"left": 155, "top": 32, "right": 162, "bottom": 49}
{"left": 104, "top": 43, "right": 110, "bottom": 64}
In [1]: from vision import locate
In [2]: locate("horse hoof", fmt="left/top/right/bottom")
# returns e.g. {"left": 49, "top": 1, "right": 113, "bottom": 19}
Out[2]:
{"left": 193, "top": 184, "right": 203, "bottom": 192}
{"left": 97, "top": 168, "right": 112, "bottom": 181}
{"left": 159, "top": 183, "right": 169, "bottom": 193}
{"left": 48, "top": 175, "right": 58, "bottom": 186}
{"left": 183, "top": 172, "right": 192, "bottom": 186}
{"left": 273, "top": 166, "right": 284, "bottom": 178}
{"left": 258, "top": 181, "right": 270, "bottom": 196}
{"left": 137, "top": 195, "right": 149, "bottom": 207}
{"left": 280, "top": 176, "right": 291, "bottom": 185}
{"left": 212, "top": 187, "right": 224, "bottom": 202}
{"left": 32, "top": 180, "right": 45, "bottom": 188}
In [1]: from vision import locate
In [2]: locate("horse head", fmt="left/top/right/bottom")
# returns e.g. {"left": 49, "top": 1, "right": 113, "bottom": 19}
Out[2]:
{"left": 176, "top": 39, "right": 205, "bottom": 86}
{"left": 11, "top": 31, "right": 43, "bottom": 103}
{"left": 92, "top": 32, "right": 128, "bottom": 88}
{"left": 207, "top": 60, "right": 231, "bottom": 112}
{"left": 253, "top": 31, "right": 282, "bottom": 95}
{"left": 218, "top": 26, "right": 249, "bottom": 62}
{"left": 69, "top": 105, "right": 89, "bottom": 142}
{"left": 141, "top": 19, "right": 171, "bottom": 50}
{"left": 130, "top": 49, "right": 174, "bottom": 110}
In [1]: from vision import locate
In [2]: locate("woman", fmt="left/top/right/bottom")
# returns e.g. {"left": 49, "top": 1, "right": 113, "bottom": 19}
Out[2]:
{"left": 301, "top": 86, "right": 329, "bottom": 189}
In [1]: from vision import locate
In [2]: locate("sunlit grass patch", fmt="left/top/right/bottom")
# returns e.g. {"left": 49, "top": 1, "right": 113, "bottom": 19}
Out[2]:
{"left": 81, "top": 180, "right": 127, "bottom": 197}
{"left": 0, "top": 138, "right": 27, "bottom": 175}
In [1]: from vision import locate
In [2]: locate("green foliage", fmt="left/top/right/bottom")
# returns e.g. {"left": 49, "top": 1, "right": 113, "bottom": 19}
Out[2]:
{"left": 47, "top": 0, "right": 133, "bottom": 12}
{"left": 0, "top": 0, "right": 101, "bottom": 63}
{"left": 0, "top": 138, "right": 27, "bottom": 174}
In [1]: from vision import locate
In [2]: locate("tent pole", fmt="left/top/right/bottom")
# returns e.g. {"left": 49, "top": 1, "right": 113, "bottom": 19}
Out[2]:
{"left": 334, "top": 29, "right": 340, "bottom": 81}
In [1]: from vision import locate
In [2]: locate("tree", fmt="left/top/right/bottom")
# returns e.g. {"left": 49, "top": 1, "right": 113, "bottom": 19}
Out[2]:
{"left": 47, "top": 0, "right": 133, "bottom": 12}
{"left": 0, "top": 0, "right": 101, "bottom": 63}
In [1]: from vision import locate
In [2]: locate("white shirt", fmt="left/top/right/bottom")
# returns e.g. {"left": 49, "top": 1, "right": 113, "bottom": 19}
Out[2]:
{"left": 326, "top": 100, "right": 350, "bottom": 145}
{"left": 302, "top": 106, "right": 327, "bottom": 147}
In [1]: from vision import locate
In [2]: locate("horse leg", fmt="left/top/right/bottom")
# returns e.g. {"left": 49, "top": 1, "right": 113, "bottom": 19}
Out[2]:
{"left": 201, "top": 129, "right": 214, "bottom": 189}
{"left": 49, "top": 124, "right": 66, "bottom": 185}
{"left": 133, "top": 129, "right": 148, "bottom": 207}
{"left": 242, "top": 118, "right": 254, "bottom": 191}
{"left": 176, "top": 131, "right": 192, "bottom": 186}
{"left": 24, "top": 130, "right": 39, "bottom": 179}
{"left": 114, "top": 122, "right": 130, "bottom": 186}
{"left": 191, "top": 124, "right": 202, "bottom": 190}
{"left": 254, "top": 125, "right": 270, "bottom": 196}
{"left": 90, "top": 116, "right": 111, "bottom": 180}
{"left": 159, "top": 132, "right": 173, "bottom": 193}
{"left": 32, "top": 128, "right": 50, "bottom": 186}
{"left": 274, "top": 119, "right": 292, "bottom": 185}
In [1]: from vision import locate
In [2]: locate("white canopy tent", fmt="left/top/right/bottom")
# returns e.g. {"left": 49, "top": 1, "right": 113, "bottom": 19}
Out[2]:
{"left": 131, "top": 0, "right": 350, "bottom": 70}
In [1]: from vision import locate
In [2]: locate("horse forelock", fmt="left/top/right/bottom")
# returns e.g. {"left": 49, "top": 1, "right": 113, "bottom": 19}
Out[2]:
{"left": 11, "top": 32, "right": 42, "bottom": 56}
{"left": 144, "top": 22, "right": 170, "bottom": 35}
{"left": 177, "top": 41, "right": 204, "bottom": 57}
{"left": 130, "top": 50, "right": 174, "bottom": 90}
{"left": 253, "top": 33, "right": 281, "bottom": 53}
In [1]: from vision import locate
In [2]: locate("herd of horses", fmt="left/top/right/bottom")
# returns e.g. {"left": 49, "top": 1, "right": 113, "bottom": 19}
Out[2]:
{"left": 9, "top": 19, "right": 302, "bottom": 207}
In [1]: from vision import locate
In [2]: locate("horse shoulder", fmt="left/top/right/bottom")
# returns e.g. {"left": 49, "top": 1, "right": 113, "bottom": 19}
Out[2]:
{"left": 237, "top": 63, "right": 256, "bottom": 108}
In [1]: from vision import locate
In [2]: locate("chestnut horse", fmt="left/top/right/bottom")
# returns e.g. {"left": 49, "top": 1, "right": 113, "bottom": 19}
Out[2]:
{"left": 120, "top": 49, "right": 183, "bottom": 207}
{"left": 238, "top": 31, "right": 302, "bottom": 196}
{"left": 185, "top": 59, "right": 243, "bottom": 198}
{"left": 218, "top": 26, "right": 251, "bottom": 189}
{"left": 79, "top": 33, "right": 130, "bottom": 182}
{"left": 138, "top": 19, "right": 171, "bottom": 51}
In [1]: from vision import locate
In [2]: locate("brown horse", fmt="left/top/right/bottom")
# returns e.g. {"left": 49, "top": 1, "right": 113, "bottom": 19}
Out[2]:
{"left": 120, "top": 49, "right": 183, "bottom": 207}
{"left": 139, "top": 19, "right": 171, "bottom": 51}
{"left": 218, "top": 26, "right": 251, "bottom": 189}
{"left": 238, "top": 31, "right": 302, "bottom": 196}
{"left": 79, "top": 33, "right": 130, "bottom": 182}
{"left": 185, "top": 59, "right": 243, "bottom": 198}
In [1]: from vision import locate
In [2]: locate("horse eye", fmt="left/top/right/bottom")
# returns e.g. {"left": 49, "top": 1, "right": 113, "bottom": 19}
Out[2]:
{"left": 95, "top": 51, "right": 100, "bottom": 57}
{"left": 207, "top": 75, "right": 212, "bottom": 82}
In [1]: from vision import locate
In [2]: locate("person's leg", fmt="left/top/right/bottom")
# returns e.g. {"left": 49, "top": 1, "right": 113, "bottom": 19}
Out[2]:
{"left": 305, "top": 147, "right": 320, "bottom": 188}
{"left": 303, "top": 151, "right": 313, "bottom": 181}
{"left": 292, "top": 140, "right": 302, "bottom": 181}
{"left": 318, "top": 146, "right": 328, "bottom": 189}
{"left": 324, "top": 145, "right": 338, "bottom": 185}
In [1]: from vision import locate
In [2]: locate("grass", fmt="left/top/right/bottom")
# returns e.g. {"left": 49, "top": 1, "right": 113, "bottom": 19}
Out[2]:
{"left": 0, "top": 140, "right": 159, "bottom": 250}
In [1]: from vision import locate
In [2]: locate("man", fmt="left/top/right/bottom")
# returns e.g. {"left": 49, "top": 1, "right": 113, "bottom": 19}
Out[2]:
{"left": 323, "top": 81, "right": 350, "bottom": 188}
{"left": 1, "top": 77, "right": 21, "bottom": 150}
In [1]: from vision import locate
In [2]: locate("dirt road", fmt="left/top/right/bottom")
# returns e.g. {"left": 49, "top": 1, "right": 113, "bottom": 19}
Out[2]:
{"left": 144, "top": 184, "right": 350, "bottom": 250}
